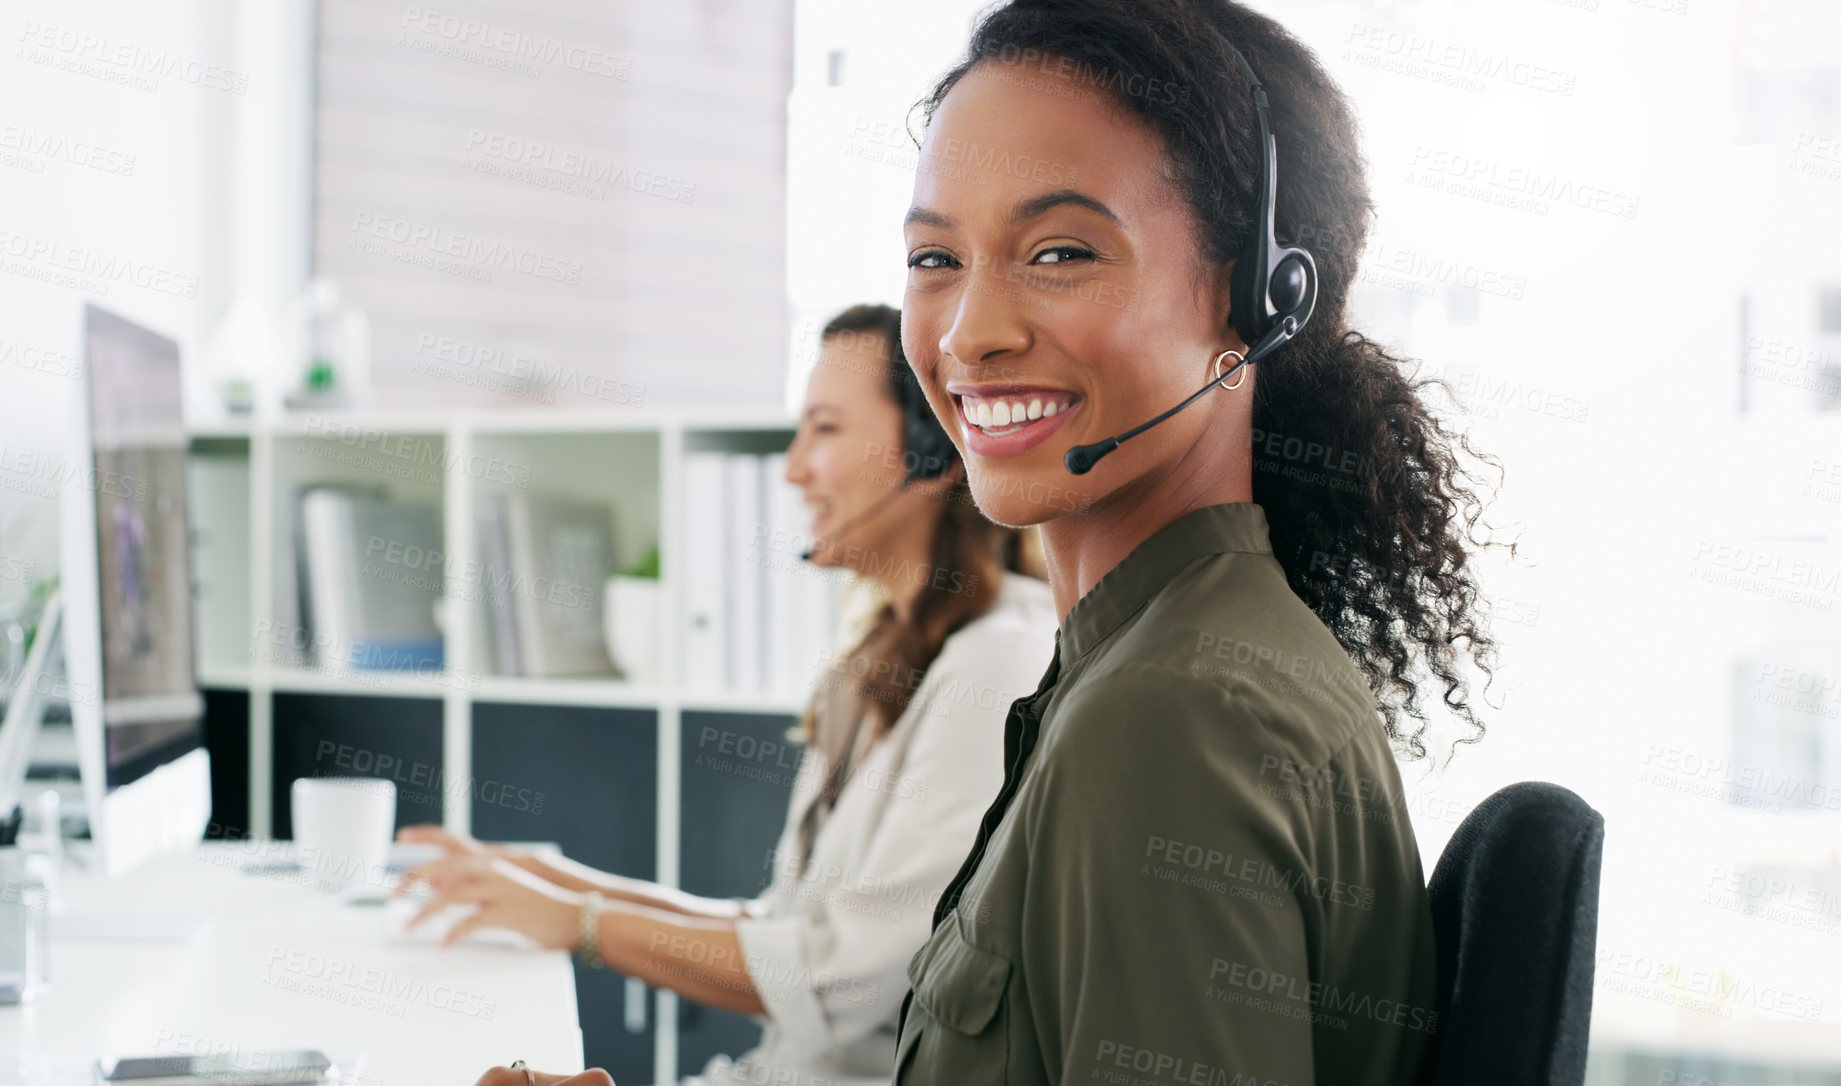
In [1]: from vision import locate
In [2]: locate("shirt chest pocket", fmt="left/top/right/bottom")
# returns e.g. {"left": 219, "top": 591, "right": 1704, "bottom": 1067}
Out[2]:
{"left": 897, "top": 911, "right": 1013, "bottom": 1085}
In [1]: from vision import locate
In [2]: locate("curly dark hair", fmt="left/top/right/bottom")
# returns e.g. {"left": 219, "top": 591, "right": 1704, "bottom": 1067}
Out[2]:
{"left": 916, "top": 0, "right": 1515, "bottom": 759}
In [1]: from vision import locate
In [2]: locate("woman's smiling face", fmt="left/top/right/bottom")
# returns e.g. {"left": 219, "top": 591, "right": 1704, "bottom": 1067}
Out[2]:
{"left": 901, "top": 60, "right": 1246, "bottom": 529}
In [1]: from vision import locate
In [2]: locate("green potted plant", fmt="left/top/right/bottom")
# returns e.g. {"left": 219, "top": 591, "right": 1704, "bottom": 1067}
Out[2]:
{"left": 603, "top": 544, "right": 660, "bottom": 684}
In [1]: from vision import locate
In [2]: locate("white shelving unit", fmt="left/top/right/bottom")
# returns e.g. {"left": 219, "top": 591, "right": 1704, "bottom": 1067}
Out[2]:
{"left": 189, "top": 406, "right": 844, "bottom": 1084}
{"left": 186, "top": 407, "right": 817, "bottom": 842}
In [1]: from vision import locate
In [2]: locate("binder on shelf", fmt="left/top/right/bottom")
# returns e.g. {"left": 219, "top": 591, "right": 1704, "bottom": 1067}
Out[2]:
{"left": 289, "top": 482, "right": 375, "bottom": 670}
{"left": 480, "top": 493, "right": 618, "bottom": 678}
{"left": 276, "top": 484, "right": 357, "bottom": 671}
{"left": 762, "top": 455, "right": 844, "bottom": 695}
{"left": 682, "top": 452, "right": 729, "bottom": 691}
{"left": 726, "top": 453, "right": 766, "bottom": 693}
{"left": 763, "top": 453, "right": 802, "bottom": 694}
{"left": 808, "top": 555, "right": 845, "bottom": 688}
{"left": 186, "top": 456, "right": 249, "bottom": 673}
{"left": 299, "top": 489, "right": 444, "bottom": 672}
{"left": 478, "top": 496, "right": 521, "bottom": 676}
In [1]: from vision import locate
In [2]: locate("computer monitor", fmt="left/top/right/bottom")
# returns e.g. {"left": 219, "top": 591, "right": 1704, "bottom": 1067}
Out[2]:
{"left": 56, "top": 304, "right": 210, "bottom": 876}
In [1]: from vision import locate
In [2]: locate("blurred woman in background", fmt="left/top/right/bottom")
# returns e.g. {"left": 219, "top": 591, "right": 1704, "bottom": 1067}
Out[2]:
{"left": 415, "top": 303, "right": 1057, "bottom": 1086}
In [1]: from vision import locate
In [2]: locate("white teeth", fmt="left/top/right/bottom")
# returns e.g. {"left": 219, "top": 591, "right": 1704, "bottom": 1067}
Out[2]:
{"left": 962, "top": 395, "right": 1072, "bottom": 430}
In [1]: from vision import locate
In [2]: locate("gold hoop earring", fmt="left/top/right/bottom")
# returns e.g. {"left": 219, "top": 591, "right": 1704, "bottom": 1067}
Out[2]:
{"left": 1213, "top": 349, "right": 1247, "bottom": 392}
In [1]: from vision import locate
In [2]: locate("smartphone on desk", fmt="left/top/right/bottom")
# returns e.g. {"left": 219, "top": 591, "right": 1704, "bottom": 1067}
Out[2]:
{"left": 96, "top": 1050, "right": 331, "bottom": 1085}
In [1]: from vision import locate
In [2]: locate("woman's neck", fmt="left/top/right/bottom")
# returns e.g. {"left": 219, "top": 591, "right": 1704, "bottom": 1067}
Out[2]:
{"left": 1038, "top": 423, "right": 1253, "bottom": 621}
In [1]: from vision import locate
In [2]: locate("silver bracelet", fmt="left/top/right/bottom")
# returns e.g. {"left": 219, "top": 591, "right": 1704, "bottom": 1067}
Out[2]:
{"left": 578, "top": 890, "right": 606, "bottom": 970}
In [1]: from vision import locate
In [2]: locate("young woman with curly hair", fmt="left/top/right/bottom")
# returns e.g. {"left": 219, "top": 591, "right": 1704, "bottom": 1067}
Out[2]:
{"left": 890, "top": 2, "right": 1509, "bottom": 1084}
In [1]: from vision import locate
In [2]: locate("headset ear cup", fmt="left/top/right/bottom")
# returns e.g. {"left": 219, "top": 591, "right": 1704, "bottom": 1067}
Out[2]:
{"left": 1229, "top": 243, "right": 1265, "bottom": 347}
{"left": 1270, "top": 248, "right": 1317, "bottom": 320}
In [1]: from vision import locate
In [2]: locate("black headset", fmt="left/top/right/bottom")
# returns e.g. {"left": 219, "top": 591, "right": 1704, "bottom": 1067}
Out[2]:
{"left": 1062, "top": 35, "right": 1319, "bottom": 475}
{"left": 1224, "top": 39, "right": 1318, "bottom": 355}
{"left": 894, "top": 361, "right": 958, "bottom": 483}
{"left": 796, "top": 320, "right": 957, "bottom": 562}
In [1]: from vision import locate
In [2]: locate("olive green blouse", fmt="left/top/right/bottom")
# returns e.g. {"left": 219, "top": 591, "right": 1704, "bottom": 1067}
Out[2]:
{"left": 892, "top": 503, "right": 1438, "bottom": 1086}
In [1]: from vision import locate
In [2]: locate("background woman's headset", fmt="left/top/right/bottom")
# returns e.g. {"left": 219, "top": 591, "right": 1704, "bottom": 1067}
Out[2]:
{"left": 797, "top": 311, "right": 958, "bottom": 561}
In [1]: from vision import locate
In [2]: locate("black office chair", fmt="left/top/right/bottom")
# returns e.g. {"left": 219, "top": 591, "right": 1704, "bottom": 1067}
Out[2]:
{"left": 1425, "top": 782, "right": 1605, "bottom": 1086}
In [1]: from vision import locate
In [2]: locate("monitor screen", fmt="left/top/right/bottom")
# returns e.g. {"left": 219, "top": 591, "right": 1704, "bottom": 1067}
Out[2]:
{"left": 82, "top": 305, "right": 203, "bottom": 791}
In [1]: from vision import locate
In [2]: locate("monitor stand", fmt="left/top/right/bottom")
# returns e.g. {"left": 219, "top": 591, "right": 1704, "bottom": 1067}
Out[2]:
{"left": 0, "top": 589, "right": 61, "bottom": 821}
{"left": 1, "top": 593, "right": 207, "bottom": 943}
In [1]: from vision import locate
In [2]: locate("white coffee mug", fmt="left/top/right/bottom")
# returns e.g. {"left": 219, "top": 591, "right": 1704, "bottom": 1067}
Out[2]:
{"left": 291, "top": 776, "right": 396, "bottom": 893}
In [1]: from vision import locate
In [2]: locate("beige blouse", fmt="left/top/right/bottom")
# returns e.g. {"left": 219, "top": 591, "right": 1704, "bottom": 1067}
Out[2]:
{"left": 696, "top": 571, "right": 1058, "bottom": 1086}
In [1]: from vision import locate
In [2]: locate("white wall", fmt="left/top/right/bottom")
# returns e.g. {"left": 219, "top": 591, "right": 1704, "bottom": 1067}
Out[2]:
{"left": 0, "top": 0, "right": 255, "bottom": 602}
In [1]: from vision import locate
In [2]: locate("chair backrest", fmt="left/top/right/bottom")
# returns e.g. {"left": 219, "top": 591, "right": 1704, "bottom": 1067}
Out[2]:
{"left": 1425, "top": 782, "right": 1605, "bottom": 1086}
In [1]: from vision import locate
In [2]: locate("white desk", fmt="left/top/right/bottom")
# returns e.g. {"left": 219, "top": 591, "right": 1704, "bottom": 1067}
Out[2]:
{"left": 0, "top": 843, "right": 584, "bottom": 1085}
